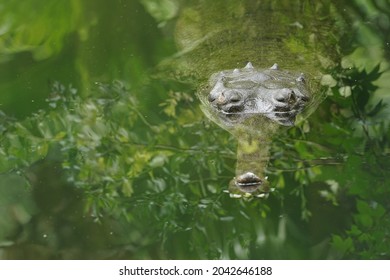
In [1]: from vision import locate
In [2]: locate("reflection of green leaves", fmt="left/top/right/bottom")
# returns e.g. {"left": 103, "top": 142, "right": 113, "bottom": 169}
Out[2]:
{"left": 0, "top": 80, "right": 232, "bottom": 220}
{"left": 355, "top": 200, "right": 385, "bottom": 228}
{"left": 159, "top": 91, "right": 194, "bottom": 118}
{"left": 350, "top": 65, "right": 381, "bottom": 116}
{"left": 270, "top": 61, "right": 389, "bottom": 259}
{"left": 140, "top": 0, "right": 179, "bottom": 25}
{"left": 2, "top": 77, "right": 292, "bottom": 258}
{"left": 331, "top": 236, "right": 354, "bottom": 256}
{"left": 331, "top": 200, "right": 389, "bottom": 259}
{"left": 0, "top": 120, "right": 49, "bottom": 173}
{"left": 366, "top": 99, "right": 386, "bottom": 117}
{"left": 0, "top": 174, "right": 36, "bottom": 244}
{"left": 316, "top": 63, "right": 390, "bottom": 259}
{"left": 1, "top": 0, "right": 389, "bottom": 260}
{"left": 0, "top": 0, "right": 83, "bottom": 60}
{"left": 328, "top": 64, "right": 383, "bottom": 120}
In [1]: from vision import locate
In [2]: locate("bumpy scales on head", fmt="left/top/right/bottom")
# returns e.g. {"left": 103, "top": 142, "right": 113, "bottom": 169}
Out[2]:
{"left": 207, "top": 62, "right": 309, "bottom": 127}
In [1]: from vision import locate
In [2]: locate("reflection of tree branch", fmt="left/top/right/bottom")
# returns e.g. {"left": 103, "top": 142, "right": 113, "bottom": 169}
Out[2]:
{"left": 268, "top": 156, "right": 346, "bottom": 172}
{"left": 289, "top": 138, "right": 335, "bottom": 152}
{"left": 121, "top": 141, "right": 235, "bottom": 158}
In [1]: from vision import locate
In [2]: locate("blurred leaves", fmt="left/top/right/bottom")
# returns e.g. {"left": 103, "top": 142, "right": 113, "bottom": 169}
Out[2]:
{"left": 1, "top": 0, "right": 390, "bottom": 260}
{"left": 335, "top": 0, "right": 390, "bottom": 61}
{"left": 0, "top": 0, "right": 83, "bottom": 60}
{"left": 139, "top": 0, "right": 179, "bottom": 26}
{"left": 314, "top": 61, "right": 390, "bottom": 259}
{"left": 267, "top": 41, "right": 390, "bottom": 258}
{"left": 0, "top": 0, "right": 172, "bottom": 118}
{"left": 0, "top": 79, "right": 241, "bottom": 252}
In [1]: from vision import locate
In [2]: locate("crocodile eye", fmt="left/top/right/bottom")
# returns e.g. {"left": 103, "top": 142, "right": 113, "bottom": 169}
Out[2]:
{"left": 275, "top": 96, "right": 286, "bottom": 102}
{"left": 288, "top": 92, "right": 296, "bottom": 104}
{"left": 230, "top": 96, "right": 241, "bottom": 103}
{"left": 275, "top": 94, "right": 292, "bottom": 102}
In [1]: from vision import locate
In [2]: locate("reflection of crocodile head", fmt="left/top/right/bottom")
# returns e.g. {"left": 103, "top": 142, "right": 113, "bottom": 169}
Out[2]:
{"left": 207, "top": 62, "right": 309, "bottom": 127}
{"left": 199, "top": 62, "right": 312, "bottom": 198}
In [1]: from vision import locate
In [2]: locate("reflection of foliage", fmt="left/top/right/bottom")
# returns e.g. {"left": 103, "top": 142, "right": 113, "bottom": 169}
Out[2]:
{"left": 1, "top": 80, "right": 283, "bottom": 259}
{"left": 335, "top": 0, "right": 390, "bottom": 61}
{"left": 139, "top": 0, "right": 179, "bottom": 26}
{"left": 1, "top": 0, "right": 390, "bottom": 260}
{"left": 268, "top": 62, "right": 390, "bottom": 259}
{"left": 0, "top": 80, "right": 230, "bottom": 217}
{"left": 2, "top": 61, "right": 389, "bottom": 259}
{"left": 0, "top": 0, "right": 83, "bottom": 60}
{"left": 325, "top": 64, "right": 390, "bottom": 259}
{"left": 0, "top": 0, "right": 171, "bottom": 119}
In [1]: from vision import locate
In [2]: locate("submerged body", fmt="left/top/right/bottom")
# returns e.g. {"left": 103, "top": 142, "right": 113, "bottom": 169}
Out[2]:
{"left": 161, "top": 0, "right": 341, "bottom": 196}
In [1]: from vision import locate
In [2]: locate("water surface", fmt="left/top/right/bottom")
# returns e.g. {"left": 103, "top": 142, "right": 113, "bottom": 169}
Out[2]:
{"left": 0, "top": 0, "right": 389, "bottom": 259}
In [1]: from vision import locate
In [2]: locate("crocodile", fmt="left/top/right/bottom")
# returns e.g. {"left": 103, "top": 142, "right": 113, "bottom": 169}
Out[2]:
{"left": 198, "top": 61, "right": 313, "bottom": 197}
{"left": 158, "top": 0, "right": 340, "bottom": 197}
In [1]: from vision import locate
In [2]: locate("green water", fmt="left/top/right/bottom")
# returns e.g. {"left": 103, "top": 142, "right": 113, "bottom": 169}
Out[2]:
{"left": 0, "top": 0, "right": 389, "bottom": 259}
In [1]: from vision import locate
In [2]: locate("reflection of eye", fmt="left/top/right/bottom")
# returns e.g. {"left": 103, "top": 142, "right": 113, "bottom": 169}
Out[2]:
{"left": 225, "top": 80, "right": 257, "bottom": 89}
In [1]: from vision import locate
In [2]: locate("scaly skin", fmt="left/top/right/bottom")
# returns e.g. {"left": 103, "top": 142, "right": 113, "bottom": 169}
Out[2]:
{"left": 158, "top": 0, "right": 342, "bottom": 197}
